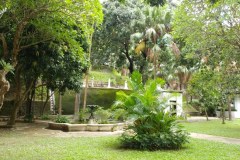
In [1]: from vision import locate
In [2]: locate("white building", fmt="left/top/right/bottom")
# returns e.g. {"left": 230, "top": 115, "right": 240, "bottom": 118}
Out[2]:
{"left": 157, "top": 87, "right": 183, "bottom": 116}
{"left": 234, "top": 94, "right": 240, "bottom": 118}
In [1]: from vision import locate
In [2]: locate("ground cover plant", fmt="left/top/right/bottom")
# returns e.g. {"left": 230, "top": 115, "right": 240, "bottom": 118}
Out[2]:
{"left": 182, "top": 119, "right": 240, "bottom": 139}
{"left": 0, "top": 131, "right": 240, "bottom": 160}
{"left": 114, "top": 71, "right": 189, "bottom": 150}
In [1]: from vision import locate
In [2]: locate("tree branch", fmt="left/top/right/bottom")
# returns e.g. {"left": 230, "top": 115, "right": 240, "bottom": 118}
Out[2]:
{"left": 20, "top": 38, "right": 52, "bottom": 51}
{"left": 0, "top": 33, "right": 9, "bottom": 58}
{"left": 12, "top": 4, "right": 53, "bottom": 67}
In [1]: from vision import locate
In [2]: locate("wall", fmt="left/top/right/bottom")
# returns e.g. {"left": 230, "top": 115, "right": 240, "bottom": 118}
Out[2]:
{"left": 234, "top": 94, "right": 240, "bottom": 118}
{"left": 55, "top": 88, "right": 132, "bottom": 114}
{"left": 158, "top": 90, "right": 183, "bottom": 116}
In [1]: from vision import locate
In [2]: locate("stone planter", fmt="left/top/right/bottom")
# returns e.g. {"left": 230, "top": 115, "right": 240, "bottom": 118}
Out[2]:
{"left": 48, "top": 122, "right": 68, "bottom": 131}
{"left": 68, "top": 124, "right": 87, "bottom": 131}
{"left": 87, "top": 124, "right": 100, "bottom": 131}
{"left": 98, "top": 124, "right": 115, "bottom": 131}
{"left": 48, "top": 122, "right": 125, "bottom": 132}
{"left": 112, "top": 123, "right": 125, "bottom": 131}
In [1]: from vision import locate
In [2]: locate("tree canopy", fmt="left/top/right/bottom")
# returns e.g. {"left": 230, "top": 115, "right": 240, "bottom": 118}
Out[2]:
{"left": 0, "top": 0, "right": 103, "bottom": 124}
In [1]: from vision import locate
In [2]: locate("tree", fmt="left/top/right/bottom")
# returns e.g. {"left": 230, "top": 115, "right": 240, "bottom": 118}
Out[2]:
{"left": 188, "top": 68, "right": 221, "bottom": 120}
{"left": 92, "top": 0, "right": 144, "bottom": 73}
{"left": 19, "top": 40, "right": 88, "bottom": 121}
{"left": 132, "top": 5, "right": 180, "bottom": 81}
{"left": 173, "top": 0, "right": 240, "bottom": 67}
{"left": 173, "top": 0, "right": 240, "bottom": 122}
{"left": 0, "top": 0, "right": 103, "bottom": 125}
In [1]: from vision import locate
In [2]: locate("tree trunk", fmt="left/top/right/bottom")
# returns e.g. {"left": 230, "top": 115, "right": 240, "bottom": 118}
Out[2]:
{"left": 58, "top": 93, "right": 62, "bottom": 115}
{"left": 204, "top": 107, "right": 209, "bottom": 121}
{"left": 228, "top": 96, "right": 232, "bottom": 121}
{"left": 8, "top": 66, "right": 34, "bottom": 126}
{"left": 123, "top": 42, "right": 134, "bottom": 74}
{"left": 8, "top": 66, "right": 22, "bottom": 126}
{"left": 74, "top": 93, "right": 80, "bottom": 122}
{"left": 0, "top": 70, "right": 10, "bottom": 110}
{"left": 25, "top": 81, "right": 36, "bottom": 122}
{"left": 8, "top": 102, "right": 20, "bottom": 126}
{"left": 83, "top": 73, "right": 89, "bottom": 110}
{"left": 221, "top": 108, "right": 225, "bottom": 124}
{"left": 40, "top": 89, "right": 50, "bottom": 116}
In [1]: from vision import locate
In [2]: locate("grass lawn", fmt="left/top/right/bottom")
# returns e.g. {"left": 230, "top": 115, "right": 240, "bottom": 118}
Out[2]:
{"left": 182, "top": 119, "right": 240, "bottom": 138}
{"left": 0, "top": 134, "right": 240, "bottom": 160}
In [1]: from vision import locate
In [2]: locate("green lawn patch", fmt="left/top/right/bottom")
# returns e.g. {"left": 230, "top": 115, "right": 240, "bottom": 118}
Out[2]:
{"left": 89, "top": 70, "right": 115, "bottom": 83}
{"left": 182, "top": 119, "right": 240, "bottom": 138}
{"left": 0, "top": 135, "right": 239, "bottom": 160}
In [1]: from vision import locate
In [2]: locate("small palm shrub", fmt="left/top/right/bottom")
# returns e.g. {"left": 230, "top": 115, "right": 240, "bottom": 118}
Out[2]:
{"left": 114, "top": 71, "right": 189, "bottom": 150}
{"left": 120, "top": 112, "right": 188, "bottom": 150}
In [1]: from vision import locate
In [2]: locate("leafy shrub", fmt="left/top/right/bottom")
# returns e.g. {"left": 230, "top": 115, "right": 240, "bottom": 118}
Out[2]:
{"left": 120, "top": 112, "right": 189, "bottom": 150}
{"left": 55, "top": 115, "right": 70, "bottom": 123}
{"left": 115, "top": 71, "right": 189, "bottom": 150}
{"left": 40, "top": 114, "right": 50, "bottom": 120}
{"left": 95, "top": 107, "right": 111, "bottom": 124}
{"left": 79, "top": 109, "right": 89, "bottom": 123}
{"left": 112, "top": 108, "right": 127, "bottom": 121}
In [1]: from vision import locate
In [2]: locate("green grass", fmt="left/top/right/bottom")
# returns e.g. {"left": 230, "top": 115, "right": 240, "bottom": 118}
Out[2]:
{"left": 0, "top": 135, "right": 239, "bottom": 160}
{"left": 90, "top": 70, "right": 116, "bottom": 83}
{"left": 182, "top": 119, "right": 240, "bottom": 138}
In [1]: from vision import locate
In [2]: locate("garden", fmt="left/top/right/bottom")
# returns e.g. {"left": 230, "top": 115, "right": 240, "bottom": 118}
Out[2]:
{"left": 0, "top": 0, "right": 240, "bottom": 159}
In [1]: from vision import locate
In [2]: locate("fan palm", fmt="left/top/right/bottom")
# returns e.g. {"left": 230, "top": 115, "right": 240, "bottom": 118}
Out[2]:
{"left": 130, "top": 5, "right": 179, "bottom": 79}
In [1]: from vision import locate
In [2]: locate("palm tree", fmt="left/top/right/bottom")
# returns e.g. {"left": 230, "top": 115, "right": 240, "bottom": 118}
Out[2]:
{"left": 131, "top": 5, "right": 179, "bottom": 80}
{"left": 174, "top": 66, "right": 195, "bottom": 90}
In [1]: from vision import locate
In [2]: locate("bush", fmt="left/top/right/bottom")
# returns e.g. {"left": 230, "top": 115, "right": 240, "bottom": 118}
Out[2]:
{"left": 112, "top": 108, "right": 127, "bottom": 121}
{"left": 55, "top": 115, "right": 70, "bottom": 123}
{"left": 120, "top": 112, "right": 189, "bottom": 150}
{"left": 115, "top": 71, "right": 189, "bottom": 150}
{"left": 95, "top": 107, "right": 111, "bottom": 124}
{"left": 79, "top": 109, "right": 89, "bottom": 123}
{"left": 40, "top": 114, "right": 50, "bottom": 120}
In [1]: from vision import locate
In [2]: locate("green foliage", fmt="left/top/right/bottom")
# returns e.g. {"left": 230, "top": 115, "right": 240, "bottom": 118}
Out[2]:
{"left": 79, "top": 109, "right": 89, "bottom": 123}
{"left": 55, "top": 115, "right": 70, "bottom": 123}
{"left": 89, "top": 70, "right": 115, "bottom": 83}
{"left": 95, "top": 107, "right": 111, "bottom": 124}
{"left": 92, "top": 0, "right": 144, "bottom": 71}
{"left": 144, "top": 0, "right": 167, "bottom": 6}
{"left": 115, "top": 71, "right": 189, "bottom": 150}
{"left": 112, "top": 108, "right": 127, "bottom": 121}
{"left": 40, "top": 114, "right": 50, "bottom": 120}
{"left": 188, "top": 68, "right": 221, "bottom": 115}
{"left": 0, "top": 60, "right": 14, "bottom": 73}
{"left": 120, "top": 113, "right": 189, "bottom": 150}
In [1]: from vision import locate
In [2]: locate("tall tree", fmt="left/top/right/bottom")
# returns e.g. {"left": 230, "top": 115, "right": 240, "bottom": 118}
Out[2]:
{"left": 173, "top": 0, "right": 240, "bottom": 122}
{"left": 0, "top": 0, "right": 103, "bottom": 125}
{"left": 92, "top": 0, "right": 144, "bottom": 73}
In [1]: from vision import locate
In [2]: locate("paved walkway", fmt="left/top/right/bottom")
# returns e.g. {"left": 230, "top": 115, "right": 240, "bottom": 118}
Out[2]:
{"left": 190, "top": 133, "right": 240, "bottom": 145}
{"left": 187, "top": 116, "right": 218, "bottom": 122}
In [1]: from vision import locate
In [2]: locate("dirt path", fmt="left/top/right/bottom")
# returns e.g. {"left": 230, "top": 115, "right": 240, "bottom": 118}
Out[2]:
{"left": 0, "top": 121, "right": 123, "bottom": 137}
